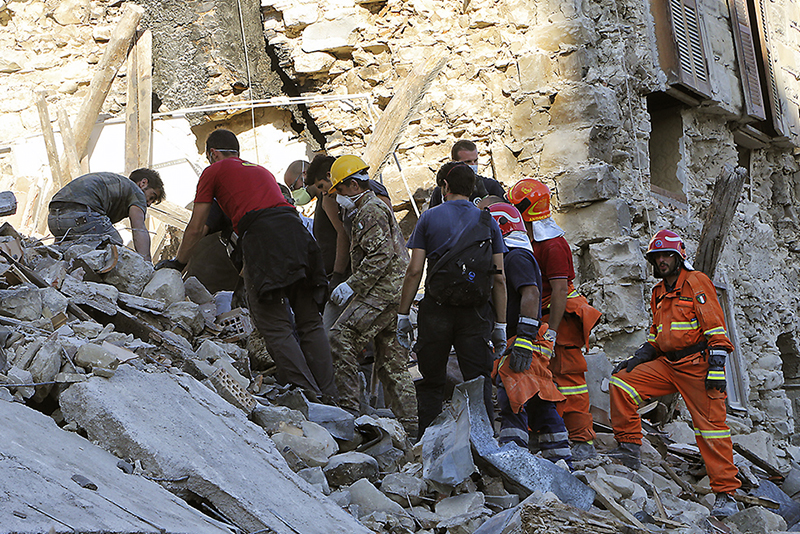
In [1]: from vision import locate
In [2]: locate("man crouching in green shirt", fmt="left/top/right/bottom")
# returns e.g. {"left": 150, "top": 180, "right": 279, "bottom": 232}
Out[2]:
{"left": 48, "top": 169, "right": 165, "bottom": 261}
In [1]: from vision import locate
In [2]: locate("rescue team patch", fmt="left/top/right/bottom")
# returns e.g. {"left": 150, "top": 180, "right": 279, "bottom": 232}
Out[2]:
{"left": 696, "top": 293, "right": 707, "bottom": 304}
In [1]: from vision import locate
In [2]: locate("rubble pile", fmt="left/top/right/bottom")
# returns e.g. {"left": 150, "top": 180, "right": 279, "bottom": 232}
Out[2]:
{"left": 1, "top": 227, "right": 799, "bottom": 534}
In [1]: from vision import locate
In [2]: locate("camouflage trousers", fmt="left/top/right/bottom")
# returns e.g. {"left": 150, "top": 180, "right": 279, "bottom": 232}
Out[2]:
{"left": 329, "top": 295, "right": 418, "bottom": 437}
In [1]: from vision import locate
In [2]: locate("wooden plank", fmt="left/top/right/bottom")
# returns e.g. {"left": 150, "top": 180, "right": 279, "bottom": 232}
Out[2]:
{"left": 56, "top": 106, "right": 82, "bottom": 182}
{"left": 695, "top": 164, "right": 747, "bottom": 279}
{"left": 35, "top": 92, "right": 64, "bottom": 189}
{"left": 147, "top": 200, "right": 191, "bottom": 229}
{"left": 362, "top": 47, "right": 447, "bottom": 180}
{"left": 124, "top": 36, "right": 140, "bottom": 175}
{"left": 68, "top": 3, "right": 144, "bottom": 171}
{"left": 588, "top": 480, "right": 648, "bottom": 531}
{"left": 136, "top": 29, "right": 153, "bottom": 169}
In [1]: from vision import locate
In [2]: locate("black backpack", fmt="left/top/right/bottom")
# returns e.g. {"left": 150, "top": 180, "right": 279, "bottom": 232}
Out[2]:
{"left": 425, "top": 210, "right": 497, "bottom": 307}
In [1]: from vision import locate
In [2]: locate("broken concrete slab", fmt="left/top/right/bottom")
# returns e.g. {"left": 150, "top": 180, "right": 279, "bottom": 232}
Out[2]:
{"left": 749, "top": 479, "right": 800, "bottom": 528}
{"left": 298, "top": 466, "right": 331, "bottom": 495}
{"left": 0, "top": 285, "right": 42, "bottom": 321}
{"left": 347, "top": 478, "right": 411, "bottom": 519}
{"left": 3, "top": 366, "right": 34, "bottom": 398}
{"left": 251, "top": 403, "right": 306, "bottom": 435}
{"left": 0, "top": 398, "right": 235, "bottom": 534}
{"left": 380, "top": 472, "right": 426, "bottom": 506}
{"left": 724, "top": 505, "right": 787, "bottom": 533}
{"left": 271, "top": 420, "right": 339, "bottom": 468}
{"left": 166, "top": 301, "right": 205, "bottom": 336}
{"left": 436, "top": 492, "right": 487, "bottom": 520}
{"left": 61, "top": 275, "right": 119, "bottom": 315}
{"left": 421, "top": 396, "right": 477, "bottom": 488}
{"left": 27, "top": 340, "right": 62, "bottom": 402}
{"left": 118, "top": 292, "right": 167, "bottom": 313}
{"left": 59, "top": 365, "right": 369, "bottom": 534}
{"left": 141, "top": 268, "right": 185, "bottom": 305}
{"left": 455, "top": 378, "right": 596, "bottom": 510}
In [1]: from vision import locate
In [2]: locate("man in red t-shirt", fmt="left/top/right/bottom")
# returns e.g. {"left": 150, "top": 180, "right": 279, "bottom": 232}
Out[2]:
{"left": 508, "top": 178, "right": 601, "bottom": 461}
{"left": 168, "top": 129, "right": 337, "bottom": 403}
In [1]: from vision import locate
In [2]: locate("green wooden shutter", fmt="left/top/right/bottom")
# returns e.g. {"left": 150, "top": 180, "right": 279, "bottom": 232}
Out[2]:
{"left": 728, "top": 0, "right": 766, "bottom": 121}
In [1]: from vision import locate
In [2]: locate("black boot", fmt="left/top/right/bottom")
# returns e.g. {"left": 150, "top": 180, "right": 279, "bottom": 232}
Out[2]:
{"left": 606, "top": 442, "right": 641, "bottom": 469}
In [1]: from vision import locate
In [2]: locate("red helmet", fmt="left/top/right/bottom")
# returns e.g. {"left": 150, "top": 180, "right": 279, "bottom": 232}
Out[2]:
{"left": 488, "top": 203, "right": 526, "bottom": 236}
{"left": 646, "top": 229, "right": 687, "bottom": 264}
{"left": 507, "top": 178, "right": 551, "bottom": 222}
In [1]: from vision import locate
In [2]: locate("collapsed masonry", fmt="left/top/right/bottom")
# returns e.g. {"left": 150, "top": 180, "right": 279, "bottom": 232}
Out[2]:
{"left": 0, "top": 227, "right": 798, "bottom": 534}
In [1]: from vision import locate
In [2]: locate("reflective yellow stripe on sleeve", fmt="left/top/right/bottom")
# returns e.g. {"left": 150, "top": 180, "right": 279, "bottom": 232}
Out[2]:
{"left": 704, "top": 327, "right": 727, "bottom": 337}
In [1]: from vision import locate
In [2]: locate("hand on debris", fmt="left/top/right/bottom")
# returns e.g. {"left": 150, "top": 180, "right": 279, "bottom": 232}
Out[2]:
{"left": 154, "top": 258, "right": 187, "bottom": 271}
{"left": 491, "top": 322, "right": 507, "bottom": 354}
{"left": 397, "top": 314, "right": 414, "bottom": 349}
{"left": 330, "top": 282, "right": 354, "bottom": 305}
{"left": 612, "top": 343, "right": 657, "bottom": 374}
{"left": 705, "top": 349, "right": 728, "bottom": 392}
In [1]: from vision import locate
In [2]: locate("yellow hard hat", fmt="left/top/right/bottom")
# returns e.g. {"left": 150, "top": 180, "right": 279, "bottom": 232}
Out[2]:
{"left": 329, "top": 155, "right": 369, "bottom": 193}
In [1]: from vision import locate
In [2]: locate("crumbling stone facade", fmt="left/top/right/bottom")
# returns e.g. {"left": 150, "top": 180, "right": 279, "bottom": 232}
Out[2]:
{"left": 0, "top": 0, "right": 799, "bottom": 460}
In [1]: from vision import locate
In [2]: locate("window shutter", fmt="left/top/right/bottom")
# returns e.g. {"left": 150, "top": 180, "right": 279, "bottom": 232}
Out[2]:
{"left": 750, "top": 0, "right": 786, "bottom": 136}
{"left": 652, "top": 0, "right": 712, "bottom": 101}
{"left": 728, "top": 0, "right": 766, "bottom": 121}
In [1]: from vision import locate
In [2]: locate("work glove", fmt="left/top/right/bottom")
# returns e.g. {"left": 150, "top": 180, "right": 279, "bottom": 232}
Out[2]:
{"left": 154, "top": 258, "right": 186, "bottom": 271}
{"left": 397, "top": 314, "right": 413, "bottom": 350}
{"left": 509, "top": 317, "right": 539, "bottom": 373}
{"left": 330, "top": 282, "right": 354, "bottom": 306}
{"left": 543, "top": 328, "right": 557, "bottom": 344}
{"left": 706, "top": 349, "right": 728, "bottom": 392}
{"left": 612, "top": 342, "right": 657, "bottom": 375}
{"left": 491, "top": 322, "right": 507, "bottom": 354}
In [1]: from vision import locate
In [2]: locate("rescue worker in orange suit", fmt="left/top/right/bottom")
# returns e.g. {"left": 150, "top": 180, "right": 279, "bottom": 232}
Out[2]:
{"left": 507, "top": 178, "right": 601, "bottom": 461}
{"left": 485, "top": 201, "right": 571, "bottom": 464}
{"left": 608, "top": 229, "right": 739, "bottom": 518}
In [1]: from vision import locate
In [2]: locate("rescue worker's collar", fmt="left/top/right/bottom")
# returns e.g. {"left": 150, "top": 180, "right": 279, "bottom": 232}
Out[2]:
{"left": 503, "top": 230, "right": 533, "bottom": 252}
{"left": 530, "top": 217, "right": 565, "bottom": 241}
{"left": 662, "top": 266, "right": 689, "bottom": 293}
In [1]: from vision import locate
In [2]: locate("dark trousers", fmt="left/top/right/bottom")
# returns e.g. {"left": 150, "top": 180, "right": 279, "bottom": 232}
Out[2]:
{"left": 415, "top": 297, "right": 494, "bottom": 433}
{"left": 247, "top": 280, "right": 338, "bottom": 402}
{"left": 497, "top": 385, "right": 571, "bottom": 463}
{"left": 48, "top": 204, "right": 122, "bottom": 244}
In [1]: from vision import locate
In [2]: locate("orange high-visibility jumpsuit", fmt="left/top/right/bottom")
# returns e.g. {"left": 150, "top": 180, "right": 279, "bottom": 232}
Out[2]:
{"left": 610, "top": 268, "right": 740, "bottom": 494}
{"left": 543, "top": 284, "right": 601, "bottom": 442}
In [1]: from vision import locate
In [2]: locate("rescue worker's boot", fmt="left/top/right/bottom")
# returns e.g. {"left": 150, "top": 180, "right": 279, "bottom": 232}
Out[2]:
{"left": 570, "top": 441, "right": 597, "bottom": 461}
{"left": 606, "top": 442, "right": 641, "bottom": 469}
{"left": 711, "top": 493, "right": 738, "bottom": 518}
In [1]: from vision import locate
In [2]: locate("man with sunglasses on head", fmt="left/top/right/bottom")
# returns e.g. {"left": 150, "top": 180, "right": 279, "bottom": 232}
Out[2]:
{"left": 167, "top": 129, "right": 338, "bottom": 405}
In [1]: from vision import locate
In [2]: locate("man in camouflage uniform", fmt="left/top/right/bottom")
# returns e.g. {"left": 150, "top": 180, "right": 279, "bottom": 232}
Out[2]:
{"left": 327, "top": 155, "right": 418, "bottom": 437}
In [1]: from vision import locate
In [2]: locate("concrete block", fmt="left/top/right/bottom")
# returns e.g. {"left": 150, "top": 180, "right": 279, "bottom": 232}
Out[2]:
{"left": 27, "top": 341, "right": 62, "bottom": 402}
{"left": 725, "top": 506, "right": 787, "bottom": 533}
{"left": 0, "top": 285, "right": 42, "bottom": 321}
{"left": 74, "top": 343, "right": 121, "bottom": 371}
{"left": 251, "top": 404, "right": 306, "bottom": 435}
{"left": 662, "top": 421, "right": 696, "bottom": 444}
{"left": 380, "top": 472, "right": 426, "bottom": 506}
{"left": 553, "top": 198, "right": 632, "bottom": 247}
{"left": 272, "top": 421, "right": 338, "bottom": 468}
{"left": 301, "top": 18, "right": 358, "bottom": 53}
{"left": 141, "top": 269, "right": 185, "bottom": 305}
{"left": 348, "top": 478, "right": 410, "bottom": 519}
{"left": 733, "top": 430, "right": 778, "bottom": 470}
{"left": 596, "top": 282, "right": 648, "bottom": 328}
{"left": 211, "top": 358, "right": 248, "bottom": 390}
{"left": 5, "top": 366, "right": 34, "bottom": 399}
{"left": 39, "top": 286, "right": 69, "bottom": 319}
{"left": 435, "top": 492, "right": 485, "bottom": 520}
{"left": 59, "top": 365, "right": 370, "bottom": 534}
{"left": 101, "top": 246, "right": 155, "bottom": 296}
{"left": 585, "top": 237, "right": 647, "bottom": 282}
{"left": 557, "top": 163, "right": 621, "bottom": 208}
{"left": 166, "top": 301, "right": 205, "bottom": 336}
{"left": 324, "top": 451, "right": 379, "bottom": 487}
{"left": 308, "top": 401, "right": 355, "bottom": 441}
{"left": 61, "top": 276, "right": 119, "bottom": 315}
{"left": 183, "top": 276, "right": 213, "bottom": 305}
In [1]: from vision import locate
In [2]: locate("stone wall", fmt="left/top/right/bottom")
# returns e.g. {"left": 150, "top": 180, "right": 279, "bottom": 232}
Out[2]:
{"left": 260, "top": 0, "right": 800, "bottom": 452}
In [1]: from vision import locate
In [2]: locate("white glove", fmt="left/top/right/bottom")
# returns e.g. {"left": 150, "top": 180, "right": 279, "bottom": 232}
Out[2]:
{"left": 397, "top": 313, "right": 414, "bottom": 349}
{"left": 330, "top": 282, "right": 354, "bottom": 305}
{"left": 543, "top": 328, "right": 557, "bottom": 344}
{"left": 491, "top": 322, "right": 507, "bottom": 353}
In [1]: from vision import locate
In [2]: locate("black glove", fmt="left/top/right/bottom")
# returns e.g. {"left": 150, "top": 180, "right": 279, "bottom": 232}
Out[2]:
{"left": 509, "top": 317, "right": 539, "bottom": 373}
{"left": 154, "top": 258, "right": 187, "bottom": 271}
{"left": 706, "top": 349, "right": 728, "bottom": 392}
{"left": 612, "top": 343, "right": 658, "bottom": 375}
